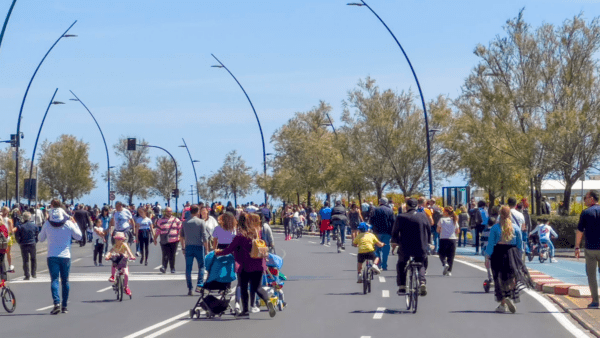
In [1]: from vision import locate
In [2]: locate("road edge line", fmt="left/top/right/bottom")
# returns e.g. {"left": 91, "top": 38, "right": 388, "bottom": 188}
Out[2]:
{"left": 454, "top": 258, "right": 589, "bottom": 338}
{"left": 548, "top": 294, "right": 600, "bottom": 338}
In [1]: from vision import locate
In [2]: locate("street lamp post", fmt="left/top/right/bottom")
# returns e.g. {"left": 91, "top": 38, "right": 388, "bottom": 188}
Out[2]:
{"left": 27, "top": 88, "right": 65, "bottom": 206}
{"left": 179, "top": 138, "right": 200, "bottom": 204}
{"left": 348, "top": 1, "right": 434, "bottom": 198}
{"left": 211, "top": 54, "right": 268, "bottom": 205}
{"left": 69, "top": 90, "right": 111, "bottom": 206}
{"left": 0, "top": 0, "right": 17, "bottom": 56}
{"left": 139, "top": 144, "right": 179, "bottom": 214}
{"left": 14, "top": 20, "right": 77, "bottom": 205}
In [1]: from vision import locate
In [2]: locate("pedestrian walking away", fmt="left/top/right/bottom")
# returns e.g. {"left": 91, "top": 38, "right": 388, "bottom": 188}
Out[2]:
{"left": 73, "top": 204, "right": 92, "bottom": 247}
{"left": 457, "top": 206, "right": 470, "bottom": 247}
{"left": 13, "top": 211, "right": 39, "bottom": 280}
{"left": 371, "top": 197, "right": 394, "bottom": 270}
{"left": 437, "top": 207, "right": 459, "bottom": 276}
{"left": 180, "top": 205, "right": 209, "bottom": 296}
{"left": 39, "top": 208, "right": 83, "bottom": 314}
{"left": 213, "top": 212, "right": 237, "bottom": 250}
{"left": 575, "top": 190, "right": 600, "bottom": 308}
{"left": 319, "top": 202, "right": 332, "bottom": 245}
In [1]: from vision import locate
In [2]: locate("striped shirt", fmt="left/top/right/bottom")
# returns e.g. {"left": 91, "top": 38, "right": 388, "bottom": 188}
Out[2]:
{"left": 155, "top": 216, "right": 182, "bottom": 244}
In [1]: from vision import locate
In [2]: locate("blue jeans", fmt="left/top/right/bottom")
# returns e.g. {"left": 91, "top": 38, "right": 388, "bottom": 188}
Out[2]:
{"left": 375, "top": 234, "right": 391, "bottom": 270}
{"left": 522, "top": 231, "right": 530, "bottom": 254}
{"left": 458, "top": 228, "right": 468, "bottom": 247}
{"left": 541, "top": 239, "right": 554, "bottom": 258}
{"left": 431, "top": 227, "right": 439, "bottom": 252}
{"left": 332, "top": 220, "right": 347, "bottom": 246}
{"left": 321, "top": 230, "right": 330, "bottom": 244}
{"left": 47, "top": 257, "right": 71, "bottom": 307}
{"left": 185, "top": 245, "right": 205, "bottom": 290}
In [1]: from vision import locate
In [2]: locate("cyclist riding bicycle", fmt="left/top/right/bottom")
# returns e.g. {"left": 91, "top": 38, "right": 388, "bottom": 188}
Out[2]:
{"left": 530, "top": 218, "right": 558, "bottom": 263}
{"left": 106, "top": 232, "right": 135, "bottom": 296}
{"left": 331, "top": 201, "right": 348, "bottom": 251}
{"left": 391, "top": 198, "right": 430, "bottom": 296}
{"left": 353, "top": 222, "right": 383, "bottom": 283}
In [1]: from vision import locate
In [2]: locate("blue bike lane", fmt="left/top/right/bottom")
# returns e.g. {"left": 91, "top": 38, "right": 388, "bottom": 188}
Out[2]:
{"left": 455, "top": 246, "right": 597, "bottom": 286}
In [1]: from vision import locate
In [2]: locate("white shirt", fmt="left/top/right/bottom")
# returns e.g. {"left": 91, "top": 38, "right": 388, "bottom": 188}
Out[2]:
{"left": 205, "top": 216, "right": 218, "bottom": 237}
{"left": 510, "top": 209, "right": 526, "bottom": 231}
{"left": 34, "top": 209, "right": 45, "bottom": 226}
{"left": 113, "top": 209, "right": 133, "bottom": 231}
{"left": 39, "top": 220, "right": 82, "bottom": 258}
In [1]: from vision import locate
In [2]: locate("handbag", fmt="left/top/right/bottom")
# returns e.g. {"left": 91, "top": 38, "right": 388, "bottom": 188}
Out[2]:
{"left": 250, "top": 229, "right": 269, "bottom": 259}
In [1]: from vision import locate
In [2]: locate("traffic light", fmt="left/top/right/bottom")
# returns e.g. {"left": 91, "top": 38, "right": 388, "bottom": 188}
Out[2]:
{"left": 10, "top": 134, "right": 18, "bottom": 147}
{"left": 127, "top": 138, "right": 136, "bottom": 151}
{"left": 172, "top": 189, "right": 179, "bottom": 198}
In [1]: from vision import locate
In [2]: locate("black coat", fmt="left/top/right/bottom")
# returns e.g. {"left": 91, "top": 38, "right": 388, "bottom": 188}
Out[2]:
{"left": 371, "top": 204, "right": 395, "bottom": 235}
{"left": 391, "top": 209, "right": 431, "bottom": 258}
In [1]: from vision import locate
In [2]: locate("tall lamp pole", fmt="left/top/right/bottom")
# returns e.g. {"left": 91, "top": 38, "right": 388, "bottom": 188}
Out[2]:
{"left": 27, "top": 88, "right": 65, "bottom": 206}
{"left": 139, "top": 144, "right": 179, "bottom": 214}
{"left": 14, "top": 20, "right": 77, "bottom": 204}
{"left": 179, "top": 138, "right": 200, "bottom": 204}
{"left": 69, "top": 90, "right": 111, "bottom": 206}
{"left": 0, "top": 0, "right": 17, "bottom": 56}
{"left": 211, "top": 54, "right": 268, "bottom": 205}
{"left": 348, "top": 1, "right": 434, "bottom": 198}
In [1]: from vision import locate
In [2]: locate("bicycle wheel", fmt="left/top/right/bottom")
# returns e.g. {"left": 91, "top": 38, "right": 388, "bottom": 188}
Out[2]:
{"left": 2, "top": 287, "right": 16, "bottom": 313}
{"left": 411, "top": 266, "right": 419, "bottom": 313}
{"left": 118, "top": 275, "right": 124, "bottom": 302}
{"left": 405, "top": 269, "right": 412, "bottom": 310}
{"left": 362, "top": 267, "right": 368, "bottom": 294}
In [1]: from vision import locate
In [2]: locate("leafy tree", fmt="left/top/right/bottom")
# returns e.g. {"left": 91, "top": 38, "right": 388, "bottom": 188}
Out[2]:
{"left": 112, "top": 137, "right": 154, "bottom": 204}
{"left": 197, "top": 175, "right": 219, "bottom": 204}
{"left": 151, "top": 155, "right": 182, "bottom": 205}
{"left": 37, "top": 135, "right": 98, "bottom": 202}
{"left": 210, "top": 150, "right": 254, "bottom": 206}
{"left": 0, "top": 147, "right": 31, "bottom": 205}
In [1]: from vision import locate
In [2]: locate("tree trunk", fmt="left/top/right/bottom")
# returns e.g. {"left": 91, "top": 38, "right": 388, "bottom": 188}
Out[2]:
{"left": 358, "top": 191, "right": 362, "bottom": 206}
{"left": 307, "top": 191, "right": 312, "bottom": 208}
{"left": 488, "top": 188, "right": 496, "bottom": 215}
{"left": 326, "top": 192, "right": 331, "bottom": 205}
{"left": 296, "top": 192, "right": 300, "bottom": 205}
{"left": 376, "top": 184, "right": 383, "bottom": 201}
{"left": 234, "top": 192, "right": 237, "bottom": 208}
{"left": 128, "top": 193, "right": 133, "bottom": 205}
{"left": 534, "top": 176, "right": 543, "bottom": 216}
{"left": 562, "top": 182, "right": 574, "bottom": 216}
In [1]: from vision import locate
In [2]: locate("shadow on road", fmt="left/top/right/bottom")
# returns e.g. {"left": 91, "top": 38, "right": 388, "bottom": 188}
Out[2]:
{"left": 325, "top": 292, "right": 363, "bottom": 296}
{"left": 450, "top": 310, "right": 521, "bottom": 314}
{"left": 0, "top": 313, "right": 48, "bottom": 317}
{"left": 146, "top": 295, "right": 194, "bottom": 298}
{"left": 453, "top": 291, "right": 489, "bottom": 295}
{"left": 81, "top": 299, "right": 119, "bottom": 303}
{"left": 350, "top": 309, "right": 413, "bottom": 315}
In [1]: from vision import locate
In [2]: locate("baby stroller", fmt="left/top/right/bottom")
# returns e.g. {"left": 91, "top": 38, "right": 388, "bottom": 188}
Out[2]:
{"left": 255, "top": 253, "right": 287, "bottom": 311}
{"left": 480, "top": 224, "right": 494, "bottom": 293}
{"left": 189, "top": 251, "right": 237, "bottom": 319}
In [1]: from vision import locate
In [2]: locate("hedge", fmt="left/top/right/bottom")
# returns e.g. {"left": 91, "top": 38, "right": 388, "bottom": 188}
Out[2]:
{"left": 530, "top": 215, "right": 580, "bottom": 249}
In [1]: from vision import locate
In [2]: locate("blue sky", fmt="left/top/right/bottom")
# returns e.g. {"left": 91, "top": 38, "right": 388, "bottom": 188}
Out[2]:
{"left": 1, "top": 0, "right": 599, "bottom": 207}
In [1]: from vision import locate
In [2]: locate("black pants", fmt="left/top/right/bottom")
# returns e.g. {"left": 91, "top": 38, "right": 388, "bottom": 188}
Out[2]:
{"left": 283, "top": 220, "right": 290, "bottom": 238}
{"left": 93, "top": 243, "right": 104, "bottom": 264}
{"left": 438, "top": 239, "right": 457, "bottom": 272}
{"left": 161, "top": 242, "right": 178, "bottom": 270}
{"left": 239, "top": 270, "right": 269, "bottom": 313}
{"left": 20, "top": 244, "right": 36, "bottom": 278}
{"left": 396, "top": 254, "right": 427, "bottom": 287}
{"left": 474, "top": 228, "right": 481, "bottom": 253}
{"left": 0, "top": 252, "right": 6, "bottom": 281}
{"left": 138, "top": 229, "right": 151, "bottom": 262}
{"left": 78, "top": 224, "right": 87, "bottom": 246}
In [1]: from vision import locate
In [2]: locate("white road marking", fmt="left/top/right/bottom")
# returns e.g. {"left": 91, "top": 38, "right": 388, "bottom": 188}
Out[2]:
{"left": 379, "top": 276, "right": 386, "bottom": 283}
{"left": 36, "top": 304, "right": 55, "bottom": 311}
{"left": 373, "top": 307, "right": 385, "bottom": 319}
{"left": 382, "top": 290, "right": 389, "bottom": 298}
{"left": 97, "top": 286, "right": 113, "bottom": 293}
{"left": 308, "top": 241, "right": 317, "bottom": 244}
{"left": 123, "top": 311, "right": 188, "bottom": 338}
{"left": 11, "top": 272, "right": 191, "bottom": 283}
{"left": 349, "top": 253, "right": 357, "bottom": 256}
{"left": 154, "top": 265, "right": 162, "bottom": 270}
{"left": 360, "top": 336, "right": 372, "bottom": 338}
{"left": 454, "top": 259, "right": 588, "bottom": 338}
{"left": 72, "top": 258, "right": 82, "bottom": 263}
{"left": 144, "top": 320, "right": 190, "bottom": 338}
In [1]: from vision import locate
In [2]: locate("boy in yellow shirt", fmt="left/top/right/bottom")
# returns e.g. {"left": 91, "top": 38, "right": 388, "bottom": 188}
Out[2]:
{"left": 353, "top": 222, "right": 384, "bottom": 283}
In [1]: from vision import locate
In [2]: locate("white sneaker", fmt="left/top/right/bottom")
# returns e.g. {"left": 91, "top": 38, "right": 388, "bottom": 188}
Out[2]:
{"left": 9, "top": 265, "right": 14, "bottom": 271}
{"left": 495, "top": 303, "right": 507, "bottom": 313}
{"left": 504, "top": 298, "right": 516, "bottom": 313}
{"left": 447, "top": 272, "right": 452, "bottom": 277}
{"left": 371, "top": 265, "right": 381, "bottom": 275}
{"left": 551, "top": 258, "right": 558, "bottom": 263}
{"left": 443, "top": 264, "right": 449, "bottom": 276}
{"left": 357, "top": 273, "right": 363, "bottom": 283}
{"left": 251, "top": 306, "right": 260, "bottom": 313}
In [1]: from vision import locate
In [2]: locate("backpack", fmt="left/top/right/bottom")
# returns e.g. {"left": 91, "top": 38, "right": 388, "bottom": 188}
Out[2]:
{"left": 0, "top": 227, "right": 8, "bottom": 252}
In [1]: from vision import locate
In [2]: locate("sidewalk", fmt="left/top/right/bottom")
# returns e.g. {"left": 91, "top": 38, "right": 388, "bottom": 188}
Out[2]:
{"left": 456, "top": 245, "right": 600, "bottom": 337}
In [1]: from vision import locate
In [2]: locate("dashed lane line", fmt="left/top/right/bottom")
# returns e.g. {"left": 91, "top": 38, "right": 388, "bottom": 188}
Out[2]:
{"left": 309, "top": 241, "right": 317, "bottom": 244}
{"left": 379, "top": 276, "right": 386, "bottom": 283}
{"left": 154, "top": 265, "right": 162, "bottom": 270}
{"left": 382, "top": 290, "right": 389, "bottom": 298}
{"left": 349, "top": 253, "right": 357, "bottom": 256}
{"left": 123, "top": 311, "right": 189, "bottom": 338}
{"left": 373, "top": 307, "right": 385, "bottom": 319}
{"left": 36, "top": 301, "right": 69, "bottom": 311}
{"left": 97, "top": 286, "right": 113, "bottom": 293}
{"left": 144, "top": 319, "right": 190, "bottom": 338}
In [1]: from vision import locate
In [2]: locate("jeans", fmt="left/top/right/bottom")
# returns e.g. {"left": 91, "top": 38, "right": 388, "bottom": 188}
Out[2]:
{"left": 185, "top": 245, "right": 205, "bottom": 290}
{"left": 522, "top": 231, "right": 530, "bottom": 254}
{"left": 431, "top": 226, "right": 439, "bottom": 253}
{"left": 320, "top": 230, "right": 330, "bottom": 244}
{"left": 160, "top": 242, "right": 178, "bottom": 271}
{"left": 458, "top": 228, "right": 468, "bottom": 247}
{"left": 540, "top": 239, "right": 554, "bottom": 258}
{"left": 332, "top": 220, "right": 346, "bottom": 246}
{"left": 103, "top": 233, "right": 110, "bottom": 255}
{"left": 375, "top": 234, "right": 391, "bottom": 270}
{"left": 20, "top": 243, "right": 37, "bottom": 278}
{"left": 138, "top": 229, "right": 151, "bottom": 263}
{"left": 585, "top": 249, "right": 600, "bottom": 303}
{"left": 47, "top": 257, "right": 71, "bottom": 307}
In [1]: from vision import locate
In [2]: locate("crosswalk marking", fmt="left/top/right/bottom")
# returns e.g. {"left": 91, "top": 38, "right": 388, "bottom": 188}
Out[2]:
{"left": 382, "top": 290, "right": 389, "bottom": 298}
{"left": 373, "top": 307, "right": 385, "bottom": 319}
{"left": 379, "top": 276, "right": 386, "bottom": 283}
{"left": 11, "top": 272, "right": 193, "bottom": 284}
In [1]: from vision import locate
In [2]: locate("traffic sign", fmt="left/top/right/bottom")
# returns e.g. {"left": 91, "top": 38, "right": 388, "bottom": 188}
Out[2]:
{"left": 110, "top": 193, "right": 116, "bottom": 201}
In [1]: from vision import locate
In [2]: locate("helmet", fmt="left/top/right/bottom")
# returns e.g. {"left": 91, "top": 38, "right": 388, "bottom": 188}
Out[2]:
{"left": 113, "top": 232, "right": 127, "bottom": 241}
{"left": 357, "top": 222, "right": 370, "bottom": 232}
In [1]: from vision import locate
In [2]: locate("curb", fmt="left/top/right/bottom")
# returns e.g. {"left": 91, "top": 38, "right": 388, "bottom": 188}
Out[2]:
{"left": 548, "top": 294, "right": 600, "bottom": 338}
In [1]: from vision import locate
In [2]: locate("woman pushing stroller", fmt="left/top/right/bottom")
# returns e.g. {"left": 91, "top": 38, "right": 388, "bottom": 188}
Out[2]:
{"left": 215, "top": 213, "right": 276, "bottom": 319}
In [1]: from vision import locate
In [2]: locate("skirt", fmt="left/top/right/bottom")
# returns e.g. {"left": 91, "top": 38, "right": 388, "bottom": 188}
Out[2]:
{"left": 490, "top": 244, "right": 534, "bottom": 303}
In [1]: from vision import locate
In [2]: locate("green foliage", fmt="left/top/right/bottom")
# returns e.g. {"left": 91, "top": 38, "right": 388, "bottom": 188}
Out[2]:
{"left": 531, "top": 215, "right": 580, "bottom": 248}
{"left": 151, "top": 156, "right": 182, "bottom": 204}
{"left": 209, "top": 150, "right": 254, "bottom": 206}
{"left": 112, "top": 137, "right": 154, "bottom": 204}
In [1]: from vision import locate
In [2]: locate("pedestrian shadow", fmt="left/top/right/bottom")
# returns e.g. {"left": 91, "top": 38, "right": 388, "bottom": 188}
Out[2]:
{"left": 325, "top": 292, "right": 363, "bottom": 296}
{"left": 146, "top": 295, "right": 193, "bottom": 298}
{"left": 450, "top": 310, "right": 521, "bottom": 314}
{"left": 311, "top": 252, "right": 338, "bottom": 254}
{"left": 81, "top": 299, "right": 119, "bottom": 303}
{"left": 453, "top": 291, "right": 488, "bottom": 295}
{"left": 0, "top": 313, "right": 49, "bottom": 317}
{"left": 350, "top": 309, "right": 412, "bottom": 315}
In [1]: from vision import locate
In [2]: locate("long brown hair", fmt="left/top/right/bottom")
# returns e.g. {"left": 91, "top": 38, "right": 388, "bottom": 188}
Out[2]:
{"left": 218, "top": 212, "right": 237, "bottom": 232}
{"left": 499, "top": 206, "right": 514, "bottom": 242}
{"left": 443, "top": 206, "right": 458, "bottom": 223}
{"left": 237, "top": 213, "right": 257, "bottom": 239}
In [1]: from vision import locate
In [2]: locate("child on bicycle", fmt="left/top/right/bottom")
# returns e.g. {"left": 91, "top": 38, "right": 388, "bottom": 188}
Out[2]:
{"left": 105, "top": 232, "right": 135, "bottom": 296}
{"left": 353, "top": 222, "right": 384, "bottom": 283}
{"left": 530, "top": 218, "right": 558, "bottom": 262}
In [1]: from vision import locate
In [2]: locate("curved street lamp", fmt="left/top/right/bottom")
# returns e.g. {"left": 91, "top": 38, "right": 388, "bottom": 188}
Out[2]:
{"left": 348, "top": 1, "right": 434, "bottom": 198}
{"left": 211, "top": 53, "right": 268, "bottom": 205}
{"left": 0, "top": 0, "right": 17, "bottom": 56}
{"left": 27, "top": 88, "right": 65, "bottom": 206}
{"left": 179, "top": 138, "right": 200, "bottom": 204}
{"left": 139, "top": 144, "right": 179, "bottom": 214}
{"left": 69, "top": 90, "right": 111, "bottom": 206}
{"left": 14, "top": 20, "right": 77, "bottom": 204}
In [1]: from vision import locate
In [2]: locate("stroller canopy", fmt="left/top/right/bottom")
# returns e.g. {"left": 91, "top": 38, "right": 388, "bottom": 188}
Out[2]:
{"left": 266, "top": 253, "right": 283, "bottom": 269}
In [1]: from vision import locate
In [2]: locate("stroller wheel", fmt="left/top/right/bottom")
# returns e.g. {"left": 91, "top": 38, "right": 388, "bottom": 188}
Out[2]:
{"left": 528, "top": 253, "right": 533, "bottom": 262}
{"left": 189, "top": 309, "right": 195, "bottom": 319}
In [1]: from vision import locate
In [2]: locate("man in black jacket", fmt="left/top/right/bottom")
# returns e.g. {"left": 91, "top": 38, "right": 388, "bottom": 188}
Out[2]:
{"left": 371, "top": 197, "right": 395, "bottom": 270}
{"left": 14, "top": 211, "right": 39, "bottom": 280}
{"left": 391, "top": 198, "right": 430, "bottom": 296}
{"left": 73, "top": 204, "right": 92, "bottom": 247}
{"left": 331, "top": 201, "right": 348, "bottom": 251}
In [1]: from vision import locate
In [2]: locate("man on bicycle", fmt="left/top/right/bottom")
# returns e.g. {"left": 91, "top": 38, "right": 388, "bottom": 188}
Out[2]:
{"left": 391, "top": 198, "right": 430, "bottom": 296}
{"left": 331, "top": 201, "right": 348, "bottom": 251}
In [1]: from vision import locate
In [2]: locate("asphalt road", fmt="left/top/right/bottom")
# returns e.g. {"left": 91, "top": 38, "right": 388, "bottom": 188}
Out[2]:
{"left": 0, "top": 233, "right": 593, "bottom": 338}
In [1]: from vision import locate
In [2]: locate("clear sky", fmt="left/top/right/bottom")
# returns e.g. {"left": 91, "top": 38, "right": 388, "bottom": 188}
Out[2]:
{"left": 1, "top": 0, "right": 599, "bottom": 207}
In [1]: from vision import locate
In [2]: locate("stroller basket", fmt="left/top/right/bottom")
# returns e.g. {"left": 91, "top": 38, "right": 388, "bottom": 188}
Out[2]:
{"left": 200, "top": 295, "right": 229, "bottom": 315}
